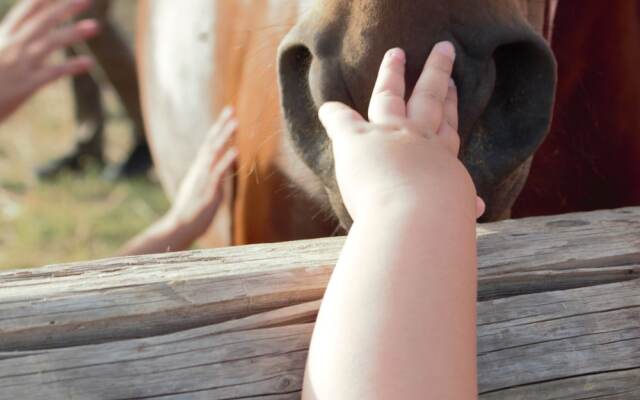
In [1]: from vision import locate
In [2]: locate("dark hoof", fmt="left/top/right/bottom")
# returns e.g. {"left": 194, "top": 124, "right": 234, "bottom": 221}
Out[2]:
{"left": 102, "top": 142, "right": 153, "bottom": 181}
{"left": 36, "top": 153, "right": 103, "bottom": 181}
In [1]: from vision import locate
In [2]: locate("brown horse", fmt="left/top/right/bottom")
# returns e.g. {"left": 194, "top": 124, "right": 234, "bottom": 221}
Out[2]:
{"left": 137, "top": 0, "right": 637, "bottom": 246}
{"left": 277, "top": 0, "right": 557, "bottom": 227}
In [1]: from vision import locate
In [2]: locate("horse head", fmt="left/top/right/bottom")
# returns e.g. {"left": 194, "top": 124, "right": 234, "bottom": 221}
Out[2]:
{"left": 278, "top": 0, "right": 557, "bottom": 225}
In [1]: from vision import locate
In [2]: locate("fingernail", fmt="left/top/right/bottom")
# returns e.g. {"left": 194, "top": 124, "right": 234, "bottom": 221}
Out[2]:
{"left": 79, "top": 56, "right": 95, "bottom": 68}
{"left": 221, "top": 106, "right": 233, "bottom": 117}
{"left": 77, "top": 20, "right": 100, "bottom": 33}
{"left": 386, "top": 48, "right": 406, "bottom": 64}
{"left": 434, "top": 41, "right": 456, "bottom": 60}
{"left": 449, "top": 78, "right": 456, "bottom": 88}
{"left": 72, "top": 0, "right": 89, "bottom": 8}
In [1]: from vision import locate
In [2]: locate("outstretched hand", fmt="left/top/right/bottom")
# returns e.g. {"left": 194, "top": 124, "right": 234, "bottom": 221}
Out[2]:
{"left": 319, "top": 42, "right": 485, "bottom": 221}
{"left": 0, "top": 0, "right": 99, "bottom": 122}
{"left": 119, "top": 108, "right": 237, "bottom": 256}
{"left": 167, "top": 107, "right": 238, "bottom": 239}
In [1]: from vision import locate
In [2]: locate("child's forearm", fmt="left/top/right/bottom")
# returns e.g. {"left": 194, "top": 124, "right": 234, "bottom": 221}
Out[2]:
{"left": 304, "top": 200, "right": 478, "bottom": 400}
{"left": 118, "top": 215, "right": 196, "bottom": 256}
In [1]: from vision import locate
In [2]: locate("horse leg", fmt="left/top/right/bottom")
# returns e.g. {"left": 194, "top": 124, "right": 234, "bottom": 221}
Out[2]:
{"left": 36, "top": 46, "right": 106, "bottom": 180}
{"left": 84, "top": 0, "right": 152, "bottom": 179}
{"left": 37, "top": 1, "right": 109, "bottom": 180}
{"left": 39, "top": 1, "right": 152, "bottom": 180}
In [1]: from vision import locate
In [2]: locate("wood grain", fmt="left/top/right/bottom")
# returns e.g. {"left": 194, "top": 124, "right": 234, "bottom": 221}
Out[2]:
{"left": 1, "top": 208, "right": 639, "bottom": 399}
{"left": 1, "top": 280, "right": 637, "bottom": 399}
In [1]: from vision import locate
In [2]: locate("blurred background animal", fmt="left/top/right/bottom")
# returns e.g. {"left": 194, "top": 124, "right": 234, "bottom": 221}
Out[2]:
{"left": 37, "top": 0, "right": 152, "bottom": 180}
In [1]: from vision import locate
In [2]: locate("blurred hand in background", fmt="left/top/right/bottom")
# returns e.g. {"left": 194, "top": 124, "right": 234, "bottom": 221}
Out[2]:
{"left": 0, "top": 0, "right": 99, "bottom": 123}
{"left": 119, "top": 108, "right": 238, "bottom": 256}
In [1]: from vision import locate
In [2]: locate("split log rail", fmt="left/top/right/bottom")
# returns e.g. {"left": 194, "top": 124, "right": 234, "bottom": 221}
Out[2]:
{"left": 1, "top": 208, "right": 639, "bottom": 399}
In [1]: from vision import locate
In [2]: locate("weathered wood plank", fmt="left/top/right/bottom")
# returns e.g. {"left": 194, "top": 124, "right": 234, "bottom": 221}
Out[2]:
{"left": 477, "top": 280, "right": 640, "bottom": 392}
{"left": 1, "top": 208, "right": 639, "bottom": 352}
{"left": 0, "top": 279, "right": 638, "bottom": 399}
{"left": 480, "top": 369, "right": 640, "bottom": 400}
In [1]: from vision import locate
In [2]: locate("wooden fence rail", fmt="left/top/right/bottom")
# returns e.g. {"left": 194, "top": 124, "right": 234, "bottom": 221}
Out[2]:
{"left": 1, "top": 208, "right": 639, "bottom": 399}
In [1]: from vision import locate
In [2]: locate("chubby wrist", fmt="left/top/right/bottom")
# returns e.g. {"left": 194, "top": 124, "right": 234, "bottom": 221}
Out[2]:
{"left": 358, "top": 177, "right": 477, "bottom": 216}
{"left": 355, "top": 183, "right": 477, "bottom": 225}
{"left": 360, "top": 197, "right": 475, "bottom": 226}
{"left": 350, "top": 161, "right": 478, "bottom": 222}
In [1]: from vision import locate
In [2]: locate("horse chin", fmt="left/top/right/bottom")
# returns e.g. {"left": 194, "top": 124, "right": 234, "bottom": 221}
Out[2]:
{"left": 477, "top": 160, "right": 534, "bottom": 222}
{"left": 325, "top": 187, "right": 352, "bottom": 230}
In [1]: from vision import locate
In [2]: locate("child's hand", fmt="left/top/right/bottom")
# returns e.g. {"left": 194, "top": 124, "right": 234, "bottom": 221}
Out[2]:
{"left": 319, "top": 42, "right": 485, "bottom": 221}
{"left": 0, "top": 0, "right": 99, "bottom": 122}
{"left": 166, "top": 107, "right": 238, "bottom": 238}
{"left": 119, "top": 108, "right": 237, "bottom": 256}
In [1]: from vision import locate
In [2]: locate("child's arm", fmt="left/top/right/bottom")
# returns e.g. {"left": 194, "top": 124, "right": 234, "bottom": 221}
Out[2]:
{"left": 303, "top": 43, "right": 480, "bottom": 399}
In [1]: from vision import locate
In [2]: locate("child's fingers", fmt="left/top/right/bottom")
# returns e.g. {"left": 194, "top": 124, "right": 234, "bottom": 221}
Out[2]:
{"left": 368, "top": 48, "right": 407, "bottom": 125}
{"left": 407, "top": 41, "right": 456, "bottom": 137}
{"left": 476, "top": 197, "right": 486, "bottom": 219}
{"left": 319, "top": 102, "right": 367, "bottom": 141}
{"left": 206, "top": 107, "right": 235, "bottom": 148}
{"left": 442, "top": 79, "right": 459, "bottom": 132}
{"left": 209, "top": 148, "right": 238, "bottom": 188}
{"left": 201, "top": 147, "right": 237, "bottom": 210}
{"left": 437, "top": 122, "right": 461, "bottom": 156}
{"left": 32, "top": 55, "right": 94, "bottom": 90}
{"left": 208, "top": 118, "right": 238, "bottom": 169}
{"left": 18, "top": 0, "right": 91, "bottom": 44}
{"left": 0, "top": 0, "right": 47, "bottom": 35}
{"left": 30, "top": 19, "right": 99, "bottom": 66}
{"left": 198, "top": 110, "right": 237, "bottom": 170}
{"left": 208, "top": 106, "right": 234, "bottom": 140}
{"left": 437, "top": 79, "right": 461, "bottom": 155}
{"left": 179, "top": 108, "right": 235, "bottom": 198}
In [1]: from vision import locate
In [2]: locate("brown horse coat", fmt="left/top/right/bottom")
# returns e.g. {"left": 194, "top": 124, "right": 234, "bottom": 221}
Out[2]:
{"left": 138, "top": 1, "right": 336, "bottom": 246}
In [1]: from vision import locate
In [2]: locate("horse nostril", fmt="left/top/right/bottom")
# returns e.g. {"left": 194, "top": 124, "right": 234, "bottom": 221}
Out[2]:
{"left": 488, "top": 40, "right": 557, "bottom": 155}
{"left": 278, "top": 44, "right": 316, "bottom": 146}
{"left": 279, "top": 45, "right": 314, "bottom": 82}
{"left": 459, "top": 36, "right": 556, "bottom": 219}
{"left": 278, "top": 43, "right": 336, "bottom": 179}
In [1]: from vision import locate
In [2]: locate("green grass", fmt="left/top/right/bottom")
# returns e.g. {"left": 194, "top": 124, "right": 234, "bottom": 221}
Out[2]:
{"left": 0, "top": 0, "right": 168, "bottom": 271}
{"left": 0, "top": 0, "right": 12, "bottom": 16}
{"left": 0, "top": 172, "right": 169, "bottom": 270}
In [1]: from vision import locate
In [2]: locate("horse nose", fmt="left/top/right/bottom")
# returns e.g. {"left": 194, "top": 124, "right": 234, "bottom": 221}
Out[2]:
{"left": 450, "top": 34, "right": 556, "bottom": 219}
{"left": 278, "top": 18, "right": 557, "bottom": 225}
{"left": 278, "top": 24, "right": 352, "bottom": 178}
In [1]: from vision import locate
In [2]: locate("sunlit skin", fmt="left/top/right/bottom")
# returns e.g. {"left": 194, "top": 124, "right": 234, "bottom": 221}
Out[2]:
{"left": 120, "top": 108, "right": 237, "bottom": 256}
{"left": 0, "top": 0, "right": 99, "bottom": 122}
{"left": 304, "top": 42, "right": 482, "bottom": 399}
